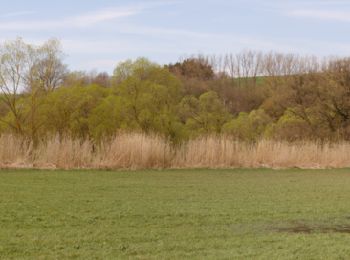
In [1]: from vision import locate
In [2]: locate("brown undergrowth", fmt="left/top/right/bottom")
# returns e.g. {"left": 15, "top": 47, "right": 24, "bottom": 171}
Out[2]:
{"left": 1, "top": 133, "right": 350, "bottom": 169}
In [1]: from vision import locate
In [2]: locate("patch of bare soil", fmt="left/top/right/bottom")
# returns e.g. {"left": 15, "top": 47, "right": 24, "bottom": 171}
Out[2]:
{"left": 276, "top": 223, "right": 350, "bottom": 234}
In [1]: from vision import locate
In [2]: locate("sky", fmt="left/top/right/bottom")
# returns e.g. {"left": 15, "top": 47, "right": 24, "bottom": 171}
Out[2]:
{"left": 1, "top": 0, "right": 350, "bottom": 73}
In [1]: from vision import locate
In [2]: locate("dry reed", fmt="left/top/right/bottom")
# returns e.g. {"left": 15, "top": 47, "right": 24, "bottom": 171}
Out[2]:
{"left": 1, "top": 133, "right": 350, "bottom": 169}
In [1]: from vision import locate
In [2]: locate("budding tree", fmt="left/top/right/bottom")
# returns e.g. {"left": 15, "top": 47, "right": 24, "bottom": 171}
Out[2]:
{"left": 0, "top": 38, "right": 31, "bottom": 134}
{"left": 0, "top": 38, "right": 67, "bottom": 139}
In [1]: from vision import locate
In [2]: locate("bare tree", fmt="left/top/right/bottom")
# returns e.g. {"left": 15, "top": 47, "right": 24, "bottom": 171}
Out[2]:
{"left": 222, "top": 51, "right": 263, "bottom": 86}
{"left": 27, "top": 39, "right": 67, "bottom": 143}
{"left": 29, "top": 38, "right": 67, "bottom": 93}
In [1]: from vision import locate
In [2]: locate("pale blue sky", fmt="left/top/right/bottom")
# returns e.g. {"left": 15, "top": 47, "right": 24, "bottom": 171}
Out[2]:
{"left": 1, "top": 0, "right": 350, "bottom": 73}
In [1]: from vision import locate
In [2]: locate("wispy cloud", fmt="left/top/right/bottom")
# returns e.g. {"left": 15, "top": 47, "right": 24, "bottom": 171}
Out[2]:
{"left": 261, "top": 0, "right": 350, "bottom": 20}
{"left": 0, "top": 1, "right": 180, "bottom": 31}
{"left": 288, "top": 9, "right": 350, "bottom": 22}
{"left": 4, "top": 0, "right": 348, "bottom": 73}
{"left": 0, "top": 7, "right": 140, "bottom": 31}
{"left": 262, "top": 0, "right": 350, "bottom": 8}
{"left": 0, "top": 11, "right": 35, "bottom": 18}
{"left": 68, "top": 8, "right": 141, "bottom": 27}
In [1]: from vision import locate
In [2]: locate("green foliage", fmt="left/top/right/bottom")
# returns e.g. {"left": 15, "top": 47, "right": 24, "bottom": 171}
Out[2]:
{"left": 269, "top": 109, "right": 314, "bottom": 141}
{"left": 3, "top": 42, "right": 350, "bottom": 142}
{"left": 113, "top": 57, "right": 158, "bottom": 83}
{"left": 114, "top": 58, "right": 185, "bottom": 141}
{"left": 223, "top": 109, "right": 272, "bottom": 141}
{"left": 88, "top": 95, "right": 125, "bottom": 140}
{"left": 179, "top": 91, "right": 231, "bottom": 135}
{"left": 40, "top": 84, "right": 109, "bottom": 138}
{"left": 0, "top": 95, "right": 31, "bottom": 134}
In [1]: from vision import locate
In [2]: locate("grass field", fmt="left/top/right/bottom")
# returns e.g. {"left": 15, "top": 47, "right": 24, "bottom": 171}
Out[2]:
{"left": 1, "top": 169, "right": 350, "bottom": 259}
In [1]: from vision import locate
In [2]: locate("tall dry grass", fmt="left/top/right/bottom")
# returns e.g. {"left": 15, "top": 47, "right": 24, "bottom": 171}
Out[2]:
{"left": 1, "top": 133, "right": 350, "bottom": 169}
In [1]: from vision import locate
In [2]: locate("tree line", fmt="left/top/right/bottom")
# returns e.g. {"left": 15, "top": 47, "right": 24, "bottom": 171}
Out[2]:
{"left": 1, "top": 38, "right": 350, "bottom": 144}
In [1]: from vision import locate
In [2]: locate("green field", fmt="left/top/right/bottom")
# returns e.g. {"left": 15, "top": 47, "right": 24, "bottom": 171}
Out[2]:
{"left": 1, "top": 169, "right": 350, "bottom": 259}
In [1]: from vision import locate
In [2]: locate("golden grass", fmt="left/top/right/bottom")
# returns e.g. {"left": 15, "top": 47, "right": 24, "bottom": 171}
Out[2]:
{"left": 1, "top": 133, "right": 350, "bottom": 169}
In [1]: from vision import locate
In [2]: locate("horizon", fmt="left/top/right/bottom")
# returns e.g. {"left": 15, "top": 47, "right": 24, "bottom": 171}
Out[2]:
{"left": 1, "top": 0, "right": 350, "bottom": 73}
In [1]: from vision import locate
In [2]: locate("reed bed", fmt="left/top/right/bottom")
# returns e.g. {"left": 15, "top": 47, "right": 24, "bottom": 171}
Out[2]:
{"left": 1, "top": 133, "right": 350, "bottom": 169}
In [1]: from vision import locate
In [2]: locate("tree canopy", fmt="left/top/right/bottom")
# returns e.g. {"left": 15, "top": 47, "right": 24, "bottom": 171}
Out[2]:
{"left": 2, "top": 39, "right": 350, "bottom": 142}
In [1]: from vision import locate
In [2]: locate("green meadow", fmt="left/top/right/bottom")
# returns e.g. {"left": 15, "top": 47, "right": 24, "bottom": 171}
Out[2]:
{"left": 1, "top": 169, "right": 350, "bottom": 259}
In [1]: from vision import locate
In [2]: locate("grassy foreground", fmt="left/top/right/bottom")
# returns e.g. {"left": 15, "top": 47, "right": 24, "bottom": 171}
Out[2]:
{"left": 1, "top": 169, "right": 350, "bottom": 259}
